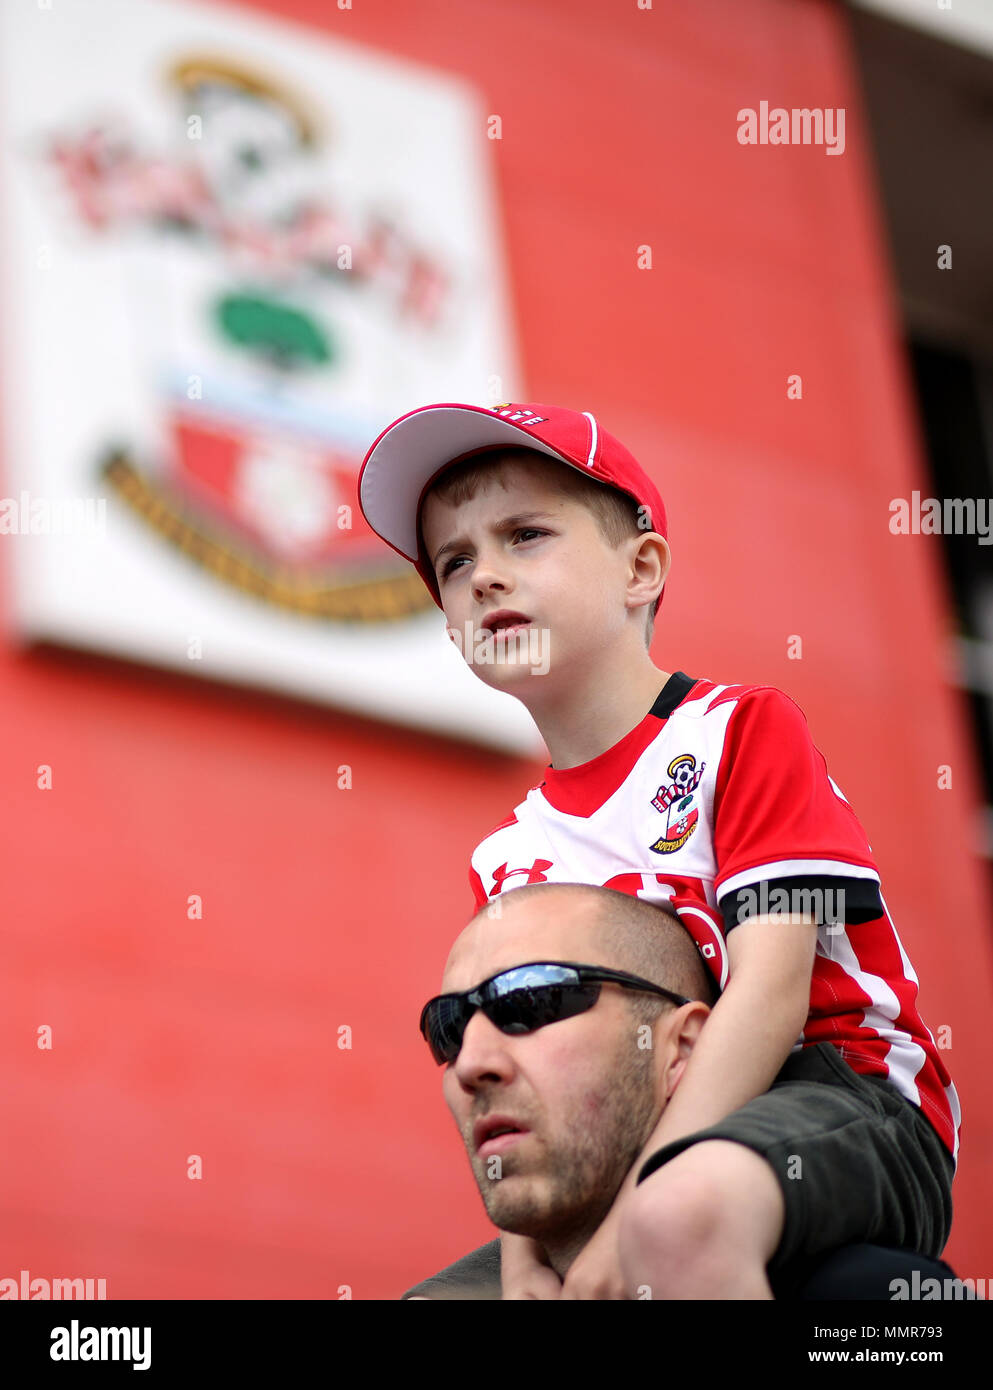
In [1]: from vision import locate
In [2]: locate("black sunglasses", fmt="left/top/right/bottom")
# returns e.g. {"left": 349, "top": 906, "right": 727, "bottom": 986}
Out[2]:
{"left": 419, "top": 960, "right": 694, "bottom": 1066}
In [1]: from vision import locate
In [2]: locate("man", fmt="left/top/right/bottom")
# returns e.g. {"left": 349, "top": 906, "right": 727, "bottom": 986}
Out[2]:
{"left": 404, "top": 882, "right": 961, "bottom": 1300}
{"left": 407, "top": 881, "right": 712, "bottom": 1299}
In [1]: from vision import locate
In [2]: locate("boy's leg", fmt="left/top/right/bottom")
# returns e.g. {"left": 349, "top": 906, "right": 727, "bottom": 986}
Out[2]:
{"left": 616, "top": 1043, "right": 954, "bottom": 1300}
{"left": 619, "top": 1139, "right": 784, "bottom": 1299}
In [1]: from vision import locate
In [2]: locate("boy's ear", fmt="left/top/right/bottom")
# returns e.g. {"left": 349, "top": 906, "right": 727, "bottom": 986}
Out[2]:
{"left": 627, "top": 534, "right": 671, "bottom": 612}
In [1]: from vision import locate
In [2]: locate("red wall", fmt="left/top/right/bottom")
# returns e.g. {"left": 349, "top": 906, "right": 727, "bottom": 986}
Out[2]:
{"left": 2, "top": 0, "right": 991, "bottom": 1297}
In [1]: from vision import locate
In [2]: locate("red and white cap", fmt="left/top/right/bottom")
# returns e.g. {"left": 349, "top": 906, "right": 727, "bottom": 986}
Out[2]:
{"left": 358, "top": 401, "right": 668, "bottom": 607}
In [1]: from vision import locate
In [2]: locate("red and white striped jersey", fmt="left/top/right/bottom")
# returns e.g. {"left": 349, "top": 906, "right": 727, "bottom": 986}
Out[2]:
{"left": 468, "top": 673, "right": 961, "bottom": 1162}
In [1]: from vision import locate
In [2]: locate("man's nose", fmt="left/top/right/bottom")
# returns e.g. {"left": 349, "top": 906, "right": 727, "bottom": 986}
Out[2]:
{"left": 453, "top": 1009, "right": 516, "bottom": 1085}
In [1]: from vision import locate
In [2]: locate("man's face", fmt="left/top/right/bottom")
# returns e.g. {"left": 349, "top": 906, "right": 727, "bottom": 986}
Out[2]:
{"left": 439, "top": 894, "right": 663, "bottom": 1243}
{"left": 420, "top": 456, "right": 636, "bottom": 694}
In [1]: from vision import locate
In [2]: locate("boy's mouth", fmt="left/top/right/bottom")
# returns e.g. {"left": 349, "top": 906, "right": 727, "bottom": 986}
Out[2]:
{"left": 482, "top": 609, "right": 531, "bottom": 634}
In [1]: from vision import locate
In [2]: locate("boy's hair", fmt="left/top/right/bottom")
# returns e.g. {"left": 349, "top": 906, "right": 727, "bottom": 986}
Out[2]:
{"left": 423, "top": 447, "right": 663, "bottom": 647}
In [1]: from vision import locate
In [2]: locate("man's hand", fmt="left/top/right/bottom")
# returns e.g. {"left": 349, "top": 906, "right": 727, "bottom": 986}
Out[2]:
{"left": 499, "top": 1231, "right": 563, "bottom": 1299}
{"left": 558, "top": 1197, "right": 629, "bottom": 1300}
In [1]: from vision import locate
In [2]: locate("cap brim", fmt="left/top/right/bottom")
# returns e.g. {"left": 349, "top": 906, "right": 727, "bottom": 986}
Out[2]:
{"left": 358, "top": 404, "right": 579, "bottom": 564}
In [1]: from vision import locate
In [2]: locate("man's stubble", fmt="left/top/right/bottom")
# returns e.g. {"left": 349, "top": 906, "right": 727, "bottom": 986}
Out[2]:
{"left": 470, "top": 1020, "right": 661, "bottom": 1253}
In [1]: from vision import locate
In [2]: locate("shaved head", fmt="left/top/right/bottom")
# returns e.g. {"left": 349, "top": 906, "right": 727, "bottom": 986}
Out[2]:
{"left": 445, "top": 881, "right": 715, "bottom": 1010}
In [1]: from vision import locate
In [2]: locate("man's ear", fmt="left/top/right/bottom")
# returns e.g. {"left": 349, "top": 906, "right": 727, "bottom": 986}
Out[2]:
{"left": 626, "top": 534, "right": 670, "bottom": 615}
{"left": 659, "top": 1001, "right": 710, "bottom": 1101}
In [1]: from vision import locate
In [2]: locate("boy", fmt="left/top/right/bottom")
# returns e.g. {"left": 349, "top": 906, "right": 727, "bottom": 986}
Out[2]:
{"left": 358, "top": 399, "right": 959, "bottom": 1299}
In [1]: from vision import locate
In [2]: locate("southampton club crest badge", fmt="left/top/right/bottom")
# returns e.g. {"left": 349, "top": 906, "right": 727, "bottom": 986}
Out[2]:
{"left": 650, "top": 754, "right": 705, "bottom": 854}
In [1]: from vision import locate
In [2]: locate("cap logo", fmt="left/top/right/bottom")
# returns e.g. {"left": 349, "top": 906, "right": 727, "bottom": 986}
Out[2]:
{"left": 490, "top": 404, "right": 548, "bottom": 426}
{"left": 582, "top": 411, "right": 599, "bottom": 468}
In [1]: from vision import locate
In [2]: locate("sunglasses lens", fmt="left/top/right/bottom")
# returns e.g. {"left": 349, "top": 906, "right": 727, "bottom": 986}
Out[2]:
{"left": 423, "top": 995, "right": 468, "bottom": 1065}
{"left": 422, "top": 966, "right": 602, "bottom": 1065}
{"left": 489, "top": 982, "right": 599, "bottom": 1034}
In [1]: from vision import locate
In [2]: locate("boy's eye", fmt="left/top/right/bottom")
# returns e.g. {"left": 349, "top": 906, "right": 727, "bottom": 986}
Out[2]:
{"left": 440, "top": 554, "right": 469, "bottom": 579}
{"left": 439, "top": 529, "right": 548, "bottom": 581}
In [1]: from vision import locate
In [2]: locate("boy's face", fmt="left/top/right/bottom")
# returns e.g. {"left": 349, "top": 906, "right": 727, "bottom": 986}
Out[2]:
{"left": 420, "top": 455, "right": 638, "bottom": 694}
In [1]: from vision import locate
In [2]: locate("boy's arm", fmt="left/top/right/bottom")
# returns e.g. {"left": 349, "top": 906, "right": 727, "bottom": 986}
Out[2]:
{"left": 642, "top": 681, "right": 876, "bottom": 1154}
{"left": 635, "top": 911, "right": 817, "bottom": 1156}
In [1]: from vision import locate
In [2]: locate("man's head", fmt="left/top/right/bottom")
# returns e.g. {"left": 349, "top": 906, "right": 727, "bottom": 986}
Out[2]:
{"left": 429, "top": 884, "right": 713, "bottom": 1269}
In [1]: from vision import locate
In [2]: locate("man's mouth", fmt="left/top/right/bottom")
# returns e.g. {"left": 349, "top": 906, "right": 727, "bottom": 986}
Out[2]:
{"left": 474, "top": 1115, "right": 531, "bottom": 1156}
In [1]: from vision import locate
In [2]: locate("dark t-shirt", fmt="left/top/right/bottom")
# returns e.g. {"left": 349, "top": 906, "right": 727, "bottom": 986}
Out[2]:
{"left": 401, "top": 1240, "right": 501, "bottom": 1300}
{"left": 399, "top": 1238, "right": 966, "bottom": 1301}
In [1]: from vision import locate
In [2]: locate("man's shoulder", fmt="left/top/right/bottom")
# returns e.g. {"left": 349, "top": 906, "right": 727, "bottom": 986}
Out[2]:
{"left": 400, "top": 1239, "right": 502, "bottom": 1301}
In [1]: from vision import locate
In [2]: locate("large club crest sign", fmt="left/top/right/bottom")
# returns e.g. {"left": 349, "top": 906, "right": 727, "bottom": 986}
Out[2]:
{"left": 0, "top": 0, "right": 538, "bottom": 753}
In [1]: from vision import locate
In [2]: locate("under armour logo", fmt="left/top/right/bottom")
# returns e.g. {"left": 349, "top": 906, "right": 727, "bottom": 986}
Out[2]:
{"left": 490, "top": 859, "right": 554, "bottom": 893}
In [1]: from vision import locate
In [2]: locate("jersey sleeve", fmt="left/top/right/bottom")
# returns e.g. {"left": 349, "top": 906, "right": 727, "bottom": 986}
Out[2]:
{"left": 712, "top": 686, "right": 882, "bottom": 932}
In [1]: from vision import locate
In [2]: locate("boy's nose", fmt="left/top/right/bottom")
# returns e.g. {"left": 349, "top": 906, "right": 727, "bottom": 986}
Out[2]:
{"left": 471, "top": 554, "right": 512, "bottom": 599}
